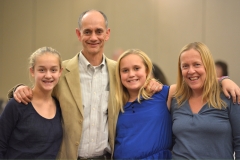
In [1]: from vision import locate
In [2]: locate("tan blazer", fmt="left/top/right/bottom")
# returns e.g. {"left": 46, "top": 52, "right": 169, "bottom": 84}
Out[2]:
{"left": 54, "top": 53, "right": 118, "bottom": 159}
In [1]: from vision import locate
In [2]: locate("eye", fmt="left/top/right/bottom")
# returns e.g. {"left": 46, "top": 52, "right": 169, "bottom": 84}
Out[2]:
{"left": 121, "top": 69, "right": 128, "bottom": 73}
{"left": 96, "top": 29, "right": 103, "bottom": 34}
{"left": 51, "top": 69, "right": 57, "bottom": 72}
{"left": 38, "top": 69, "right": 45, "bottom": 72}
{"left": 134, "top": 67, "right": 140, "bottom": 71}
{"left": 195, "top": 63, "right": 201, "bottom": 67}
{"left": 84, "top": 30, "right": 91, "bottom": 35}
{"left": 181, "top": 65, "right": 188, "bottom": 69}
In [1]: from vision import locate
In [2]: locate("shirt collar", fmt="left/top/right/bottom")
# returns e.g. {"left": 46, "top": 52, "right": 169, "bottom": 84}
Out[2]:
{"left": 79, "top": 51, "right": 106, "bottom": 69}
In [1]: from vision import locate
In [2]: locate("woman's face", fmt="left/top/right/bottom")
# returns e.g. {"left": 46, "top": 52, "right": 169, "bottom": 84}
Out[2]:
{"left": 180, "top": 49, "right": 206, "bottom": 94}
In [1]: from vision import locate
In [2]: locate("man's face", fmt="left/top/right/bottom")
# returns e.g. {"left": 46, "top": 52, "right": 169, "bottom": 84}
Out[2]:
{"left": 76, "top": 11, "right": 110, "bottom": 57}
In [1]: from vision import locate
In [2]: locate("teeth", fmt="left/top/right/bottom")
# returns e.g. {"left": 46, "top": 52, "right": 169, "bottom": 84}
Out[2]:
{"left": 189, "top": 77, "right": 198, "bottom": 80}
{"left": 43, "top": 81, "right": 53, "bottom": 83}
{"left": 128, "top": 79, "right": 138, "bottom": 82}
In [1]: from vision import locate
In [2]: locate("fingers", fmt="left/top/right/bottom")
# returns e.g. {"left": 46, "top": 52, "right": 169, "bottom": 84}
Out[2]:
{"left": 14, "top": 86, "right": 32, "bottom": 105}
{"left": 222, "top": 87, "right": 240, "bottom": 104}
{"left": 229, "top": 90, "right": 237, "bottom": 104}
{"left": 149, "top": 84, "right": 160, "bottom": 94}
{"left": 221, "top": 79, "right": 240, "bottom": 104}
{"left": 154, "top": 83, "right": 163, "bottom": 93}
{"left": 235, "top": 87, "right": 240, "bottom": 104}
{"left": 145, "top": 81, "right": 154, "bottom": 93}
{"left": 13, "top": 92, "right": 22, "bottom": 103}
{"left": 147, "top": 79, "right": 163, "bottom": 94}
{"left": 222, "top": 88, "right": 231, "bottom": 100}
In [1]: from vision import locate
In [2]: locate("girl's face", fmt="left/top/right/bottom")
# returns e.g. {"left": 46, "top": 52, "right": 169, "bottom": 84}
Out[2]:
{"left": 119, "top": 54, "right": 147, "bottom": 96}
{"left": 180, "top": 49, "right": 206, "bottom": 94}
{"left": 30, "top": 52, "right": 62, "bottom": 93}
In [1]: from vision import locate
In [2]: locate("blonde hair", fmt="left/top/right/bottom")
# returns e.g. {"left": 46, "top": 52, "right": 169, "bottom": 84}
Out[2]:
{"left": 29, "top": 47, "right": 62, "bottom": 69}
{"left": 29, "top": 47, "right": 62, "bottom": 84}
{"left": 175, "top": 42, "right": 226, "bottom": 109}
{"left": 115, "top": 49, "right": 154, "bottom": 112}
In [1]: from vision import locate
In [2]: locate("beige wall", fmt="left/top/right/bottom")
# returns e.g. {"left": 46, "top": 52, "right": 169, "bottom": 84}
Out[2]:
{"left": 1, "top": 0, "right": 240, "bottom": 100}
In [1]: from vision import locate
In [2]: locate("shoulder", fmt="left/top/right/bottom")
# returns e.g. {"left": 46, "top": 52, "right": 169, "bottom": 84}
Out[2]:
{"left": 5, "top": 98, "right": 25, "bottom": 109}
{"left": 220, "top": 92, "right": 237, "bottom": 110}
{"left": 2, "top": 98, "right": 28, "bottom": 115}
{"left": 62, "top": 53, "right": 80, "bottom": 67}
{"left": 169, "top": 84, "right": 176, "bottom": 98}
{"left": 153, "top": 85, "right": 170, "bottom": 99}
{"left": 167, "top": 84, "right": 177, "bottom": 108}
{"left": 160, "top": 85, "right": 170, "bottom": 94}
{"left": 105, "top": 57, "right": 117, "bottom": 76}
{"left": 105, "top": 57, "right": 117, "bottom": 66}
{"left": 220, "top": 92, "right": 231, "bottom": 102}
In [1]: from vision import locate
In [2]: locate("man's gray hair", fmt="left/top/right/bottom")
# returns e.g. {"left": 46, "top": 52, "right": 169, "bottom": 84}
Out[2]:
{"left": 78, "top": 9, "right": 108, "bottom": 29}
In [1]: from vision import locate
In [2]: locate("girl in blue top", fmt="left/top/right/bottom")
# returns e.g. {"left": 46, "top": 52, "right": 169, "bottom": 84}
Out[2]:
{"left": 114, "top": 49, "right": 172, "bottom": 159}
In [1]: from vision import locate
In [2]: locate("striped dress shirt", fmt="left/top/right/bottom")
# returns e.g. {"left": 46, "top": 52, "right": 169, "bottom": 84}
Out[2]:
{"left": 78, "top": 52, "right": 110, "bottom": 158}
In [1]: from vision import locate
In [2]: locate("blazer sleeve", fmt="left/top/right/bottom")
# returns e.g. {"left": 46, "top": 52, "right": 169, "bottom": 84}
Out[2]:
{"left": 7, "top": 84, "right": 24, "bottom": 99}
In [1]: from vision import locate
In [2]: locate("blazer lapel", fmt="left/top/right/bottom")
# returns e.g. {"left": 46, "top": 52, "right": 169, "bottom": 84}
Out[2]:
{"left": 65, "top": 54, "right": 84, "bottom": 117}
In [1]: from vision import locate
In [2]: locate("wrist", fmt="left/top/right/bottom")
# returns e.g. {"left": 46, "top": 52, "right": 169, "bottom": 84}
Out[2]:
{"left": 13, "top": 84, "right": 24, "bottom": 92}
{"left": 219, "top": 76, "right": 230, "bottom": 86}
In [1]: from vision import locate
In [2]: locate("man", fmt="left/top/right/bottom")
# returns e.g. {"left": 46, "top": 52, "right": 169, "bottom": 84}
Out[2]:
{"left": 53, "top": 10, "right": 116, "bottom": 159}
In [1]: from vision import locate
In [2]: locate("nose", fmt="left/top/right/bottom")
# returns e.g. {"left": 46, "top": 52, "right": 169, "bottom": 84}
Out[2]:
{"left": 90, "top": 32, "right": 97, "bottom": 41}
{"left": 188, "top": 66, "right": 195, "bottom": 74}
{"left": 45, "top": 71, "right": 52, "bottom": 78}
{"left": 129, "top": 70, "right": 135, "bottom": 77}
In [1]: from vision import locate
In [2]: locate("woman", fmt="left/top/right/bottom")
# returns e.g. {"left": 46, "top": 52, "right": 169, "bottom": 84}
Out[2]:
{"left": 114, "top": 49, "right": 172, "bottom": 159}
{"left": 170, "top": 42, "right": 240, "bottom": 159}
{"left": 0, "top": 47, "right": 63, "bottom": 159}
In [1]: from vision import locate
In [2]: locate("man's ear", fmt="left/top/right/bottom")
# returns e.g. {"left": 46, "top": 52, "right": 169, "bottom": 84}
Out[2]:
{"left": 105, "top": 28, "right": 111, "bottom": 41}
{"left": 76, "top": 28, "right": 81, "bottom": 41}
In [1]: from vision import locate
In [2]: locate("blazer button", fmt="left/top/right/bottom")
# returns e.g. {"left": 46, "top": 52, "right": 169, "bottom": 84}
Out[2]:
{"left": 75, "top": 142, "right": 79, "bottom": 146}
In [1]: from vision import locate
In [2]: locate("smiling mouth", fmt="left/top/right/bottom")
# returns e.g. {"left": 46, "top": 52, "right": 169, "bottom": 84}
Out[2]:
{"left": 128, "top": 79, "right": 139, "bottom": 83}
{"left": 88, "top": 42, "right": 99, "bottom": 45}
{"left": 189, "top": 77, "right": 199, "bottom": 81}
{"left": 43, "top": 80, "right": 54, "bottom": 83}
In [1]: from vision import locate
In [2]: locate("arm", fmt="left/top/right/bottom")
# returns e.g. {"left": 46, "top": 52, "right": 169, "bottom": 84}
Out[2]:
{"left": 0, "top": 99, "right": 20, "bottom": 158}
{"left": 221, "top": 78, "right": 240, "bottom": 104}
{"left": 229, "top": 99, "right": 240, "bottom": 158}
{"left": 7, "top": 85, "right": 33, "bottom": 105}
{"left": 167, "top": 84, "right": 176, "bottom": 110}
